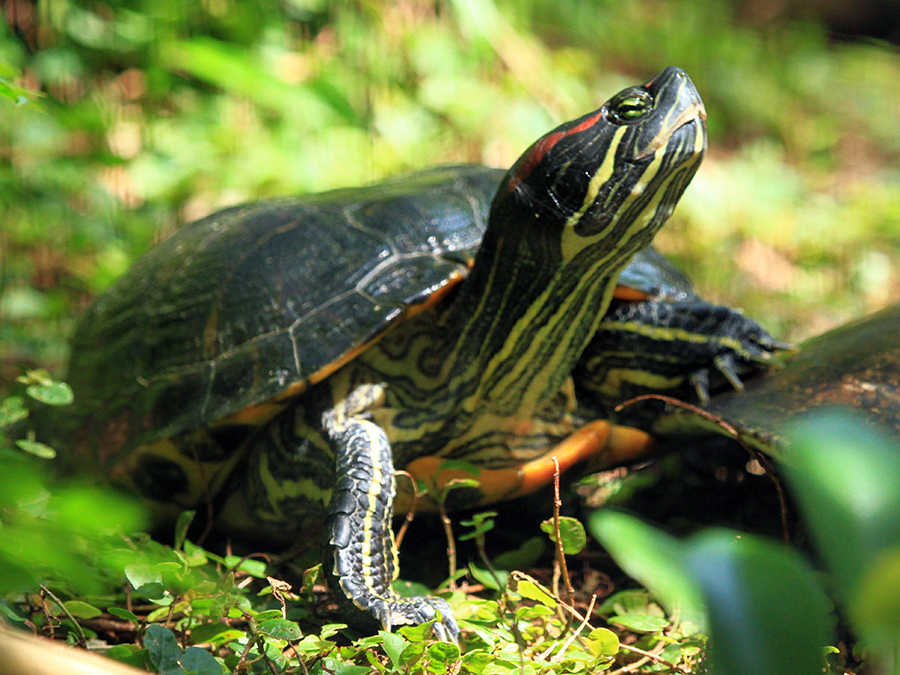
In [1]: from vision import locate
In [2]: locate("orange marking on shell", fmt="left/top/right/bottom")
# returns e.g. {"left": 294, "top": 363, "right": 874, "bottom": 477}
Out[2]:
{"left": 222, "top": 400, "right": 288, "bottom": 426}
{"left": 612, "top": 284, "right": 650, "bottom": 302}
{"left": 265, "top": 270, "right": 469, "bottom": 411}
{"left": 504, "top": 111, "right": 605, "bottom": 195}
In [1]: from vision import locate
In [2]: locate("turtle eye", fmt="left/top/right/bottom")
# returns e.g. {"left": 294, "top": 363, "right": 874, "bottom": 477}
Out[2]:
{"left": 608, "top": 89, "right": 655, "bottom": 124}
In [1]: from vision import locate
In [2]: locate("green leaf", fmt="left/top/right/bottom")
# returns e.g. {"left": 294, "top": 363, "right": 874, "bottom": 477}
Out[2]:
{"left": 585, "top": 627, "right": 619, "bottom": 657}
{"left": 125, "top": 563, "right": 162, "bottom": 589}
{"left": 174, "top": 511, "right": 196, "bottom": 551}
{"left": 105, "top": 645, "right": 151, "bottom": 670}
{"left": 787, "top": 411, "right": 900, "bottom": 601}
{"left": 492, "top": 536, "right": 544, "bottom": 571}
{"left": 459, "top": 511, "right": 497, "bottom": 541}
{"left": 255, "top": 618, "right": 301, "bottom": 641}
{"left": 63, "top": 600, "right": 103, "bottom": 619}
{"left": 851, "top": 546, "right": 900, "bottom": 654}
{"left": 514, "top": 578, "right": 557, "bottom": 609}
{"left": 322, "top": 657, "right": 371, "bottom": 675}
{"left": 14, "top": 438, "right": 56, "bottom": 459}
{"left": 426, "top": 641, "right": 461, "bottom": 665}
{"left": 180, "top": 646, "right": 223, "bottom": 675}
{"left": 108, "top": 607, "right": 140, "bottom": 625}
{"left": 591, "top": 510, "right": 704, "bottom": 625}
{"left": 460, "top": 650, "right": 493, "bottom": 673}
{"left": 25, "top": 381, "right": 74, "bottom": 406}
{"left": 145, "top": 624, "right": 184, "bottom": 675}
{"left": 251, "top": 609, "right": 284, "bottom": 621}
{"left": 223, "top": 555, "right": 267, "bottom": 578}
{"left": 379, "top": 630, "right": 408, "bottom": 669}
{"left": 608, "top": 612, "right": 670, "bottom": 633}
{"left": 683, "top": 530, "right": 830, "bottom": 675}
{"left": 540, "top": 516, "right": 587, "bottom": 555}
{"left": 188, "top": 623, "right": 245, "bottom": 646}
{"left": 0, "top": 396, "right": 28, "bottom": 427}
{"left": 468, "top": 563, "right": 507, "bottom": 591}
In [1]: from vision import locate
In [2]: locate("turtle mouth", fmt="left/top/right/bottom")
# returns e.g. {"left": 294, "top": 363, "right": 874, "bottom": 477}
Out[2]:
{"left": 634, "top": 99, "right": 707, "bottom": 160}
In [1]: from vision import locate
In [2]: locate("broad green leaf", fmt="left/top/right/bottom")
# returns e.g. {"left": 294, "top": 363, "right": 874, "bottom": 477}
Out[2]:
{"left": 586, "top": 627, "right": 619, "bottom": 657}
{"left": 252, "top": 609, "right": 284, "bottom": 622}
{"left": 145, "top": 624, "right": 184, "bottom": 675}
{"left": 427, "top": 641, "right": 461, "bottom": 664}
{"left": 15, "top": 438, "right": 56, "bottom": 459}
{"left": 379, "top": 630, "right": 408, "bottom": 669}
{"left": 108, "top": 607, "right": 140, "bottom": 625}
{"left": 256, "top": 618, "right": 301, "bottom": 641}
{"left": 514, "top": 578, "right": 557, "bottom": 609}
{"left": 189, "top": 622, "right": 245, "bottom": 646}
{"left": 540, "top": 516, "right": 587, "bottom": 555}
{"left": 180, "top": 646, "right": 223, "bottom": 675}
{"left": 25, "top": 381, "right": 74, "bottom": 406}
{"left": 223, "top": 555, "right": 267, "bottom": 578}
{"left": 468, "top": 563, "right": 507, "bottom": 590}
{"left": 852, "top": 546, "right": 900, "bottom": 656}
{"left": 105, "top": 644, "right": 151, "bottom": 670}
{"left": 591, "top": 510, "right": 704, "bottom": 626}
{"left": 461, "top": 650, "right": 493, "bottom": 673}
{"left": 787, "top": 411, "right": 900, "bottom": 601}
{"left": 63, "top": 600, "right": 102, "bottom": 619}
{"left": 322, "top": 657, "right": 370, "bottom": 675}
{"left": 125, "top": 563, "right": 162, "bottom": 589}
{"left": 608, "top": 612, "right": 670, "bottom": 633}
{"left": 683, "top": 530, "right": 830, "bottom": 675}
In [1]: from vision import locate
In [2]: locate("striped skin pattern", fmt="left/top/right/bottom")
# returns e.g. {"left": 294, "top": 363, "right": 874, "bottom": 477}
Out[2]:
{"left": 578, "top": 298, "right": 791, "bottom": 416}
{"left": 215, "top": 67, "right": 708, "bottom": 639}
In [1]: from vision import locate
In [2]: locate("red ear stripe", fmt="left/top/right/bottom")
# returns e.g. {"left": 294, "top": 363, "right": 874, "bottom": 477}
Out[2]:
{"left": 501, "top": 110, "right": 605, "bottom": 196}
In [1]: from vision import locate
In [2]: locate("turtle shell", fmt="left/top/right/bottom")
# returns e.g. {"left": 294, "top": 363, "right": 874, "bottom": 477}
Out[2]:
{"left": 61, "top": 163, "right": 691, "bottom": 470}
{"left": 64, "top": 166, "right": 498, "bottom": 462}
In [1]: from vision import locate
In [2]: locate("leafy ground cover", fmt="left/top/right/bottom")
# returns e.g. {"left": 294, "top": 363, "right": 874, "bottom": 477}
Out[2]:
{"left": 3, "top": 0, "right": 900, "bottom": 672}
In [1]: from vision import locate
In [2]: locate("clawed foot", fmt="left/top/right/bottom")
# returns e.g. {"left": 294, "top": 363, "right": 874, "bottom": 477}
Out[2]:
{"left": 373, "top": 595, "right": 460, "bottom": 643}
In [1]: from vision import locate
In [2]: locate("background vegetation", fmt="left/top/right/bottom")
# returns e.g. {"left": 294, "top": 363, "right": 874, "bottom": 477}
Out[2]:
{"left": 2, "top": 0, "right": 900, "bottom": 673}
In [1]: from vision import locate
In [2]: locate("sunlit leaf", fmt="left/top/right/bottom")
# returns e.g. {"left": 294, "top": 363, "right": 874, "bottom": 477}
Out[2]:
{"left": 256, "top": 618, "right": 301, "bottom": 641}
{"left": 14, "top": 438, "right": 56, "bottom": 459}
{"left": 63, "top": 600, "right": 102, "bottom": 619}
{"left": 540, "top": 516, "right": 587, "bottom": 555}
{"left": 25, "top": 381, "right": 74, "bottom": 406}
{"left": 586, "top": 627, "right": 619, "bottom": 657}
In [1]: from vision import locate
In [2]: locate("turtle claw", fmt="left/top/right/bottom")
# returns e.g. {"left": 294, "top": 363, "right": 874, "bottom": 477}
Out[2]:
{"left": 377, "top": 595, "right": 460, "bottom": 642}
{"left": 714, "top": 353, "right": 746, "bottom": 392}
{"left": 689, "top": 368, "right": 711, "bottom": 403}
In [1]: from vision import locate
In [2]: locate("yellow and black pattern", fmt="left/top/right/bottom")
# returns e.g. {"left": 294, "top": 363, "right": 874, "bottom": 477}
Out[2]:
{"left": 218, "top": 67, "right": 707, "bottom": 638}
{"left": 52, "top": 67, "right": 721, "bottom": 640}
{"left": 576, "top": 298, "right": 789, "bottom": 419}
{"left": 321, "top": 413, "right": 459, "bottom": 640}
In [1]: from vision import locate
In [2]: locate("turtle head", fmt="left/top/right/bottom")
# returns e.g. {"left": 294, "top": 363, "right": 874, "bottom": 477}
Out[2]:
{"left": 493, "top": 66, "right": 707, "bottom": 267}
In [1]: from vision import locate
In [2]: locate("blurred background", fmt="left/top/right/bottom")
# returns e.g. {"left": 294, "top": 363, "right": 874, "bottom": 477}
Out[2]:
{"left": 2, "top": 0, "right": 900, "bottom": 384}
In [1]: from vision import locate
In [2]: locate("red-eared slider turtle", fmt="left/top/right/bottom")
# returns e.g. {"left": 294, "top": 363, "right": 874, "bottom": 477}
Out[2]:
{"left": 51, "top": 67, "right": 719, "bottom": 639}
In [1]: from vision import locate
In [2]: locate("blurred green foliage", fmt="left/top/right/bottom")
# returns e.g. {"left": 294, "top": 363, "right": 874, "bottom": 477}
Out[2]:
{"left": 2, "top": 1, "right": 900, "bottom": 672}
{"left": 594, "top": 410, "right": 900, "bottom": 675}
{"left": 2, "top": 0, "right": 900, "bottom": 382}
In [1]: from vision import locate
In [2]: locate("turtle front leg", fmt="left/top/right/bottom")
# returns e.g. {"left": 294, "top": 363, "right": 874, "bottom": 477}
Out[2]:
{"left": 322, "top": 415, "right": 459, "bottom": 642}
